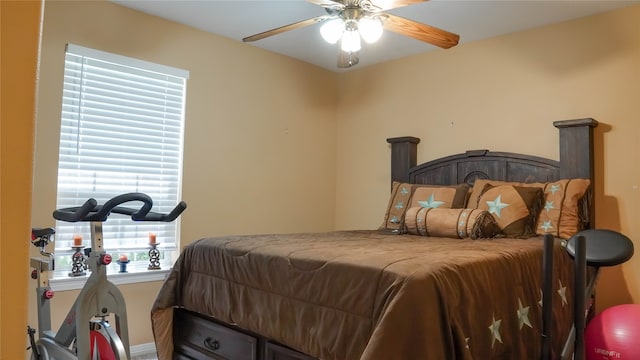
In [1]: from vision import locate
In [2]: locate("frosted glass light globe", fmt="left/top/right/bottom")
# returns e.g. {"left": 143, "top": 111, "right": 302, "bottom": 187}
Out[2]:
{"left": 320, "top": 18, "right": 345, "bottom": 44}
{"left": 359, "top": 17, "right": 383, "bottom": 43}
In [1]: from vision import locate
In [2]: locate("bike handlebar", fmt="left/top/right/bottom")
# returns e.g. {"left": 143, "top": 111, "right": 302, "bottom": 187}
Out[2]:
{"left": 52, "top": 193, "right": 187, "bottom": 223}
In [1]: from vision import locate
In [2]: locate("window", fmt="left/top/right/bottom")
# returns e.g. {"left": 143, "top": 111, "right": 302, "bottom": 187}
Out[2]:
{"left": 53, "top": 44, "right": 189, "bottom": 278}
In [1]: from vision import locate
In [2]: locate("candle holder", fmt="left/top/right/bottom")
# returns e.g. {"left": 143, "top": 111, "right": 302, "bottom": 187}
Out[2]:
{"left": 69, "top": 245, "right": 87, "bottom": 277}
{"left": 148, "top": 242, "right": 161, "bottom": 270}
{"left": 116, "top": 259, "right": 130, "bottom": 273}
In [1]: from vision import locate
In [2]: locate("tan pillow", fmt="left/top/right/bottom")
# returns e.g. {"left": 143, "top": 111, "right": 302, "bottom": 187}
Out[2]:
{"left": 476, "top": 185, "right": 543, "bottom": 237}
{"left": 379, "top": 182, "right": 469, "bottom": 233}
{"left": 468, "top": 179, "right": 544, "bottom": 208}
{"left": 405, "top": 207, "right": 498, "bottom": 239}
{"left": 469, "top": 179, "right": 590, "bottom": 239}
{"left": 536, "top": 179, "right": 590, "bottom": 239}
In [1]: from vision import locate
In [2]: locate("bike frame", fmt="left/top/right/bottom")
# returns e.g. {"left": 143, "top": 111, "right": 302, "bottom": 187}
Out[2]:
{"left": 31, "top": 222, "right": 130, "bottom": 359}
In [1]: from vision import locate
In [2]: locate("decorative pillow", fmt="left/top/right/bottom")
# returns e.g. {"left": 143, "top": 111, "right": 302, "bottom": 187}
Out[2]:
{"left": 469, "top": 179, "right": 591, "bottom": 239}
{"left": 535, "top": 179, "right": 590, "bottom": 239}
{"left": 468, "top": 179, "right": 544, "bottom": 208}
{"left": 379, "top": 182, "right": 469, "bottom": 233}
{"left": 476, "top": 185, "right": 543, "bottom": 237}
{"left": 405, "top": 207, "right": 498, "bottom": 239}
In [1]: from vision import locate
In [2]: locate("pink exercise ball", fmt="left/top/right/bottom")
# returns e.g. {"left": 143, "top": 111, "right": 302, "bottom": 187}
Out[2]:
{"left": 585, "top": 304, "right": 640, "bottom": 359}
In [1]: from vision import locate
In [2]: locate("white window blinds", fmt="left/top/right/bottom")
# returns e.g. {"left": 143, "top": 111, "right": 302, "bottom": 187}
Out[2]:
{"left": 54, "top": 44, "right": 188, "bottom": 270}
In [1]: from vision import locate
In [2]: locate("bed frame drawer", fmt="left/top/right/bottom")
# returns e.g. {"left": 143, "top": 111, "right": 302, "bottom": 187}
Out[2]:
{"left": 174, "top": 309, "right": 258, "bottom": 360}
{"left": 264, "top": 342, "right": 317, "bottom": 360}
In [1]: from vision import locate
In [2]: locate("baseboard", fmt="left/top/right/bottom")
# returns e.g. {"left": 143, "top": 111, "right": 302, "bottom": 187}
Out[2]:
{"left": 130, "top": 342, "right": 157, "bottom": 356}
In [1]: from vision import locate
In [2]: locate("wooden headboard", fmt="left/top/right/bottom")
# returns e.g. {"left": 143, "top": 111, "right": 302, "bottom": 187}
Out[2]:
{"left": 387, "top": 118, "right": 598, "bottom": 225}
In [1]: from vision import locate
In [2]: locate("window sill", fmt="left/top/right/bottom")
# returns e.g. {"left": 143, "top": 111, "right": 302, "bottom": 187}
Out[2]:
{"left": 50, "top": 267, "right": 171, "bottom": 291}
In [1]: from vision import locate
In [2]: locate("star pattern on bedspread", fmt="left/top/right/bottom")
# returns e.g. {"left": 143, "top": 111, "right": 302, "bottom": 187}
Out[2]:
{"left": 390, "top": 216, "right": 400, "bottom": 224}
{"left": 486, "top": 195, "right": 509, "bottom": 218}
{"left": 517, "top": 298, "right": 532, "bottom": 329}
{"left": 418, "top": 194, "right": 444, "bottom": 208}
{"left": 395, "top": 201, "right": 404, "bottom": 210}
{"left": 544, "top": 201, "right": 555, "bottom": 212}
{"left": 558, "top": 280, "right": 568, "bottom": 307}
{"left": 400, "top": 186, "right": 410, "bottom": 195}
{"left": 489, "top": 314, "right": 503, "bottom": 347}
{"left": 538, "top": 281, "right": 569, "bottom": 309}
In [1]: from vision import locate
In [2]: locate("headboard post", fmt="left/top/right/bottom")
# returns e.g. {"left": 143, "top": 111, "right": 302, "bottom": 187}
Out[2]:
{"left": 387, "top": 137, "right": 420, "bottom": 184}
{"left": 554, "top": 118, "right": 598, "bottom": 228}
{"left": 553, "top": 118, "right": 598, "bottom": 180}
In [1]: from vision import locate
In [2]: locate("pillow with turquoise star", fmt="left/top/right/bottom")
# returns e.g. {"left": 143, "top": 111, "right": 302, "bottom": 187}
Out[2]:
{"left": 379, "top": 182, "right": 469, "bottom": 234}
{"left": 469, "top": 179, "right": 591, "bottom": 239}
{"left": 534, "top": 178, "right": 590, "bottom": 239}
{"left": 476, "top": 185, "right": 543, "bottom": 237}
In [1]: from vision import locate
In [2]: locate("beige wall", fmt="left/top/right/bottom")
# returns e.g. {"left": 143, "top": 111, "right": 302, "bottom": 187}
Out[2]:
{"left": 23, "top": 0, "right": 640, "bottom": 351}
{"left": 335, "top": 6, "right": 640, "bottom": 309}
{"left": 1, "top": 0, "right": 43, "bottom": 357}
{"left": 30, "top": 0, "right": 338, "bottom": 348}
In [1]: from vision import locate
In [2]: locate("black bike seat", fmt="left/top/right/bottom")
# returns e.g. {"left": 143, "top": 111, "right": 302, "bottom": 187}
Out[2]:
{"left": 32, "top": 227, "right": 55, "bottom": 238}
{"left": 566, "top": 229, "right": 634, "bottom": 267}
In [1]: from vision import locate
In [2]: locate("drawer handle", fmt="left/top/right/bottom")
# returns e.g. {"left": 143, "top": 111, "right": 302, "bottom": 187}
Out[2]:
{"left": 204, "top": 337, "right": 220, "bottom": 351}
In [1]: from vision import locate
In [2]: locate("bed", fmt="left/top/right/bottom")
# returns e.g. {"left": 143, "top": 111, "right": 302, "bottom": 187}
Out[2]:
{"left": 151, "top": 118, "right": 598, "bottom": 360}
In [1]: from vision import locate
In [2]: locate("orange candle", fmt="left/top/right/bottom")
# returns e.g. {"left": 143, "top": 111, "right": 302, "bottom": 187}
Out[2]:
{"left": 149, "top": 232, "right": 157, "bottom": 244}
{"left": 73, "top": 234, "right": 83, "bottom": 246}
{"left": 119, "top": 254, "right": 128, "bottom": 262}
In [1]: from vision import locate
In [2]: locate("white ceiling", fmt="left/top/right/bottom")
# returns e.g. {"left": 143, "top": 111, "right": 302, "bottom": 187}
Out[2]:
{"left": 112, "top": 0, "right": 639, "bottom": 72}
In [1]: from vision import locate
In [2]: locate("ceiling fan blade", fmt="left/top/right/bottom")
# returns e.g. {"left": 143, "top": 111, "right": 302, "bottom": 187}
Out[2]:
{"left": 370, "top": 0, "right": 428, "bottom": 11}
{"left": 383, "top": 13, "right": 459, "bottom": 49}
{"left": 306, "top": 0, "right": 346, "bottom": 9}
{"left": 243, "top": 15, "right": 332, "bottom": 42}
{"left": 337, "top": 50, "right": 359, "bottom": 68}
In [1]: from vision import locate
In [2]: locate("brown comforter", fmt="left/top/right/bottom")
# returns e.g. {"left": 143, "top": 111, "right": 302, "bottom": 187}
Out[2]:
{"left": 151, "top": 230, "right": 574, "bottom": 360}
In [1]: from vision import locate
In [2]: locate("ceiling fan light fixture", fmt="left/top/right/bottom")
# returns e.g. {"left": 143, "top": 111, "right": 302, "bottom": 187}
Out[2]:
{"left": 244, "top": 0, "right": 460, "bottom": 69}
{"left": 358, "top": 16, "right": 383, "bottom": 43}
{"left": 341, "top": 28, "right": 361, "bottom": 52}
{"left": 320, "top": 18, "right": 345, "bottom": 44}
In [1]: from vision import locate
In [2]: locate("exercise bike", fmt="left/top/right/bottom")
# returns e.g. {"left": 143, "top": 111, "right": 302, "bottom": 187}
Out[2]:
{"left": 540, "top": 229, "right": 634, "bottom": 360}
{"left": 28, "top": 193, "right": 186, "bottom": 360}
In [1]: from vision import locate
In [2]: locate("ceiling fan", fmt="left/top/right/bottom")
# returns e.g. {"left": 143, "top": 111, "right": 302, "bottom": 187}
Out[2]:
{"left": 242, "top": 0, "right": 460, "bottom": 68}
